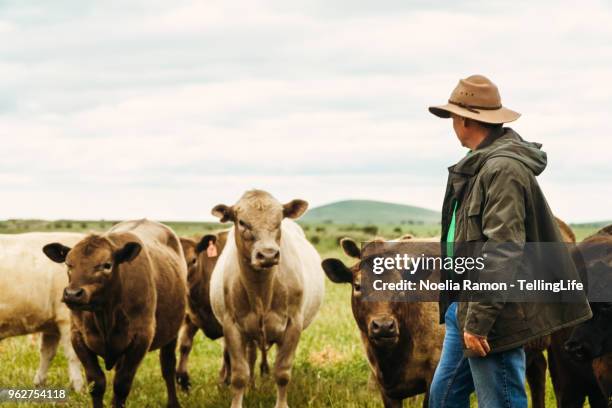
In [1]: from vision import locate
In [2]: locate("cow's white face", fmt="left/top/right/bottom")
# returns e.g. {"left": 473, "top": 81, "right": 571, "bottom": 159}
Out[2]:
{"left": 211, "top": 190, "right": 307, "bottom": 271}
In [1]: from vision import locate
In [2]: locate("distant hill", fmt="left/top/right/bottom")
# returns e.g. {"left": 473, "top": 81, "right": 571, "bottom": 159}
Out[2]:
{"left": 300, "top": 200, "right": 440, "bottom": 225}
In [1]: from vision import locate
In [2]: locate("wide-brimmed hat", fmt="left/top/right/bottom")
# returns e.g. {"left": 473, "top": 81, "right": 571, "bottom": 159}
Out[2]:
{"left": 429, "top": 74, "right": 520, "bottom": 124}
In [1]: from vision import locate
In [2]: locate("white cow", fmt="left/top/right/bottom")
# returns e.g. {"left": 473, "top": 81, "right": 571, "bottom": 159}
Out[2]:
{"left": 0, "top": 232, "right": 84, "bottom": 391}
{"left": 210, "top": 190, "right": 325, "bottom": 408}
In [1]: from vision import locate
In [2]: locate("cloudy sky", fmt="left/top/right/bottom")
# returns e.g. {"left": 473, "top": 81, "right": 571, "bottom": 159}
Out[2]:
{"left": 1, "top": 0, "right": 610, "bottom": 222}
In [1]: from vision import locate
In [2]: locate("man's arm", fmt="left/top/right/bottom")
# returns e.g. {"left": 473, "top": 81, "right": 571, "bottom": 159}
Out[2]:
{"left": 464, "top": 160, "right": 527, "bottom": 338}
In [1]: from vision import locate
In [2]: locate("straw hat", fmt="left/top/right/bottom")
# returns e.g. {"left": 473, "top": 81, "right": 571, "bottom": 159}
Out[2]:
{"left": 429, "top": 75, "right": 520, "bottom": 124}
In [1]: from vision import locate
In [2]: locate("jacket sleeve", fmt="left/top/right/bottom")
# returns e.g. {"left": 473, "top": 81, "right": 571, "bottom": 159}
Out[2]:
{"left": 463, "top": 161, "right": 527, "bottom": 337}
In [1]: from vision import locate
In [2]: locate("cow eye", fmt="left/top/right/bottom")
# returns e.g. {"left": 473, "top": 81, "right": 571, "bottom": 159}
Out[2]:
{"left": 103, "top": 263, "right": 112, "bottom": 270}
{"left": 239, "top": 220, "right": 247, "bottom": 228}
{"left": 353, "top": 281, "right": 362, "bottom": 292}
{"left": 243, "top": 229, "right": 254, "bottom": 241}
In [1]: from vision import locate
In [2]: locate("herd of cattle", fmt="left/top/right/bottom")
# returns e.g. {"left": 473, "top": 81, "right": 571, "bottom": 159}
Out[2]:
{"left": 0, "top": 189, "right": 611, "bottom": 408}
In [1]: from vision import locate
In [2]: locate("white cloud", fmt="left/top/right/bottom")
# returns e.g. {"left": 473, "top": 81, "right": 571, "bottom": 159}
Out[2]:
{"left": 0, "top": 0, "right": 610, "bottom": 223}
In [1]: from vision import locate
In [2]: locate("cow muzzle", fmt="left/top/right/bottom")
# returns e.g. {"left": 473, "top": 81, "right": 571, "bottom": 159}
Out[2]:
{"left": 252, "top": 247, "right": 280, "bottom": 269}
{"left": 368, "top": 317, "right": 399, "bottom": 345}
{"left": 62, "top": 287, "right": 90, "bottom": 309}
{"left": 564, "top": 339, "right": 592, "bottom": 361}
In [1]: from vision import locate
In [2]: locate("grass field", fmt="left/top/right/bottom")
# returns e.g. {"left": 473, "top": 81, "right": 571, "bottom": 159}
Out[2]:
{"left": 0, "top": 219, "right": 604, "bottom": 407}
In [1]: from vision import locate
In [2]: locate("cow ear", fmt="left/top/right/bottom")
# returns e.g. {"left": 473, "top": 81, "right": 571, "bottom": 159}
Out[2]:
{"left": 322, "top": 258, "right": 353, "bottom": 284}
{"left": 43, "top": 243, "right": 72, "bottom": 263}
{"left": 196, "top": 234, "right": 217, "bottom": 254}
{"left": 340, "top": 238, "right": 361, "bottom": 259}
{"left": 113, "top": 242, "right": 142, "bottom": 264}
{"left": 212, "top": 204, "right": 235, "bottom": 223}
{"left": 283, "top": 199, "right": 308, "bottom": 219}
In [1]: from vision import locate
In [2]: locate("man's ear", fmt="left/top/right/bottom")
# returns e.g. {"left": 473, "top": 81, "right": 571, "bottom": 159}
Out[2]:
{"left": 196, "top": 234, "right": 217, "bottom": 254}
{"left": 212, "top": 204, "right": 235, "bottom": 223}
{"left": 43, "top": 243, "right": 72, "bottom": 263}
{"left": 321, "top": 258, "right": 353, "bottom": 284}
{"left": 113, "top": 242, "right": 142, "bottom": 264}
{"left": 283, "top": 199, "right": 308, "bottom": 219}
{"left": 340, "top": 238, "right": 361, "bottom": 259}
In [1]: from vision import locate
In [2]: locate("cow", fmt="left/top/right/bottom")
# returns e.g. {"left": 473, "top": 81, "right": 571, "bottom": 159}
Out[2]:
{"left": 209, "top": 190, "right": 325, "bottom": 408}
{"left": 0, "top": 232, "right": 85, "bottom": 392}
{"left": 545, "top": 224, "right": 612, "bottom": 408}
{"left": 42, "top": 219, "right": 187, "bottom": 408}
{"left": 562, "top": 224, "right": 612, "bottom": 403}
{"left": 321, "top": 236, "right": 445, "bottom": 408}
{"left": 522, "top": 217, "right": 577, "bottom": 408}
{"left": 177, "top": 233, "right": 270, "bottom": 390}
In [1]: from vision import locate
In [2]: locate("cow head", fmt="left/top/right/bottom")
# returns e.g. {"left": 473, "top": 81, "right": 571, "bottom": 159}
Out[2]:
{"left": 565, "top": 302, "right": 612, "bottom": 360}
{"left": 322, "top": 238, "right": 402, "bottom": 348}
{"left": 43, "top": 235, "right": 141, "bottom": 311}
{"left": 212, "top": 190, "right": 307, "bottom": 271}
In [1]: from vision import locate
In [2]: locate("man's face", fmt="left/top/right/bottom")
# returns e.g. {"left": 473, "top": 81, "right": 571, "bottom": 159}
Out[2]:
{"left": 452, "top": 114, "right": 469, "bottom": 147}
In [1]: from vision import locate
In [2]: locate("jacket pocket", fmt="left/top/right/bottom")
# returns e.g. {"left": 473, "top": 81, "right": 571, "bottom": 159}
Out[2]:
{"left": 465, "top": 200, "right": 483, "bottom": 241}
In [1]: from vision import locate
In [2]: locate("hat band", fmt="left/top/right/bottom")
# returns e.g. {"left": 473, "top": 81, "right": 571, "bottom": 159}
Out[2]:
{"left": 448, "top": 100, "right": 502, "bottom": 114}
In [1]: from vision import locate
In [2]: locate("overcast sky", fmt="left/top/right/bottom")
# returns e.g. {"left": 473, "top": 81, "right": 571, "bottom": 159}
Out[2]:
{"left": 0, "top": 0, "right": 610, "bottom": 223}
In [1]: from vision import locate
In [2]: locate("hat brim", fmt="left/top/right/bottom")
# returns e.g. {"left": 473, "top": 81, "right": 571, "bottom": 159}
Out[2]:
{"left": 428, "top": 103, "right": 520, "bottom": 124}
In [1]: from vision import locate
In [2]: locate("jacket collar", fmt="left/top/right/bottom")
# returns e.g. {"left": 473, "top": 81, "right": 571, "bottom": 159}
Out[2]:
{"left": 448, "top": 126, "right": 509, "bottom": 176}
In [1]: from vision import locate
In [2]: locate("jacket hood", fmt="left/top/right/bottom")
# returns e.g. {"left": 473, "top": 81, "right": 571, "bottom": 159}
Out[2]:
{"left": 452, "top": 127, "right": 547, "bottom": 176}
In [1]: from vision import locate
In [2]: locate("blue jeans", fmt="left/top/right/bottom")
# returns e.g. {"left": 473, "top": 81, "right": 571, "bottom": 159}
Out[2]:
{"left": 429, "top": 302, "right": 528, "bottom": 408}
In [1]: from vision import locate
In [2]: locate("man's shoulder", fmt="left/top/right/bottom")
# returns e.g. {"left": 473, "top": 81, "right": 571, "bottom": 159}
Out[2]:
{"left": 478, "top": 155, "right": 531, "bottom": 180}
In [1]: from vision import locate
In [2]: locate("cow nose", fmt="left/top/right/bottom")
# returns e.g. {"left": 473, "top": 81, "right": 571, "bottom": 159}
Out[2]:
{"left": 63, "top": 287, "right": 85, "bottom": 302}
{"left": 255, "top": 248, "right": 280, "bottom": 265}
{"left": 370, "top": 318, "right": 397, "bottom": 338}
{"left": 564, "top": 340, "right": 588, "bottom": 360}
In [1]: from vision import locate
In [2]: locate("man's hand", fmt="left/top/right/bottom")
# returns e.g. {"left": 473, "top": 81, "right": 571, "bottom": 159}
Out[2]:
{"left": 464, "top": 331, "right": 491, "bottom": 357}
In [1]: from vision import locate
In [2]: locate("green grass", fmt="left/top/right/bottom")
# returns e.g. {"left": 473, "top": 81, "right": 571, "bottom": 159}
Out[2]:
{"left": 0, "top": 220, "right": 604, "bottom": 407}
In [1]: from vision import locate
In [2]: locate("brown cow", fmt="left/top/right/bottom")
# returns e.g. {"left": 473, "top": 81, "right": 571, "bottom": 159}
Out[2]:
{"left": 559, "top": 224, "right": 612, "bottom": 405}
{"left": 322, "top": 237, "right": 444, "bottom": 408}
{"left": 545, "top": 223, "right": 610, "bottom": 408}
{"left": 43, "top": 219, "right": 187, "bottom": 408}
{"left": 523, "top": 217, "right": 577, "bottom": 408}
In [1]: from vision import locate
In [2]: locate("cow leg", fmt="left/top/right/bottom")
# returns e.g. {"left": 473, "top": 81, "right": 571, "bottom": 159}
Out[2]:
{"left": 224, "top": 321, "right": 249, "bottom": 408}
{"left": 260, "top": 347, "right": 270, "bottom": 376}
{"left": 160, "top": 338, "right": 181, "bottom": 408}
{"left": 58, "top": 323, "right": 84, "bottom": 392}
{"left": 273, "top": 317, "right": 303, "bottom": 408}
{"left": 176, "top": 317, "right": 198, "bottom": 391}
{"left": 586, "top": 390, "right": 608, "bottom": 408}
{"left": 72, "top": 331, "right": 106, "bottom": 408}
{"left": 220, "top": 345, "right": 232, "bottom": 385}
{"left": 526, "top": 350, "right": 547, "bottom": 408}
{"left": 247, "top": 341, "right": 257, "bottom": 386}
{"left": 33, "top": 332, "right": 60, "bottom": 388}
{"left": 380, "top": 390, "right": 402, "bottom": 408}
{"left": 111, "top": 336, "right": 150, "bottom": 408}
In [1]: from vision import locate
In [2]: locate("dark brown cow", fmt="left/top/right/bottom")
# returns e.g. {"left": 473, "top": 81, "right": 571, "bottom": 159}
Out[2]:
{"left": 177, "top": 232, "right": 269, "bottom": 390}
{"left": 561, "top": 225, "right": 612, "bottom": 404}
{"left": 43, "top": 220, "right": 187, "bottom": 408}
{"left": 322, "top": 237, "right": 444, "bottom": 408}
{"left": 546, "top": 224, "right": 612, "bottom": 408}
{"left": 523, "top": 217, "right": 577, "bottom": 408}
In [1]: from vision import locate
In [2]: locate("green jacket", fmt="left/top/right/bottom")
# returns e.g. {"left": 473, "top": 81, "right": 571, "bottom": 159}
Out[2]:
{"left": 439, "top": 127, "right": 592, "bottom": 353}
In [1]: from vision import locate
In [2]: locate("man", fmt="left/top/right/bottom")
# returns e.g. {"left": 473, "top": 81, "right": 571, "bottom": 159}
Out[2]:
{"left": 427, "top": 74, "right": 592, "bottom": 407}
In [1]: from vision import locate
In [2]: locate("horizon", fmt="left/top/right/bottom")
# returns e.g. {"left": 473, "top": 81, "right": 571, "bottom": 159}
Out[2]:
{"left": 1, "top": 198, "right": 609, "bottom": 225}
